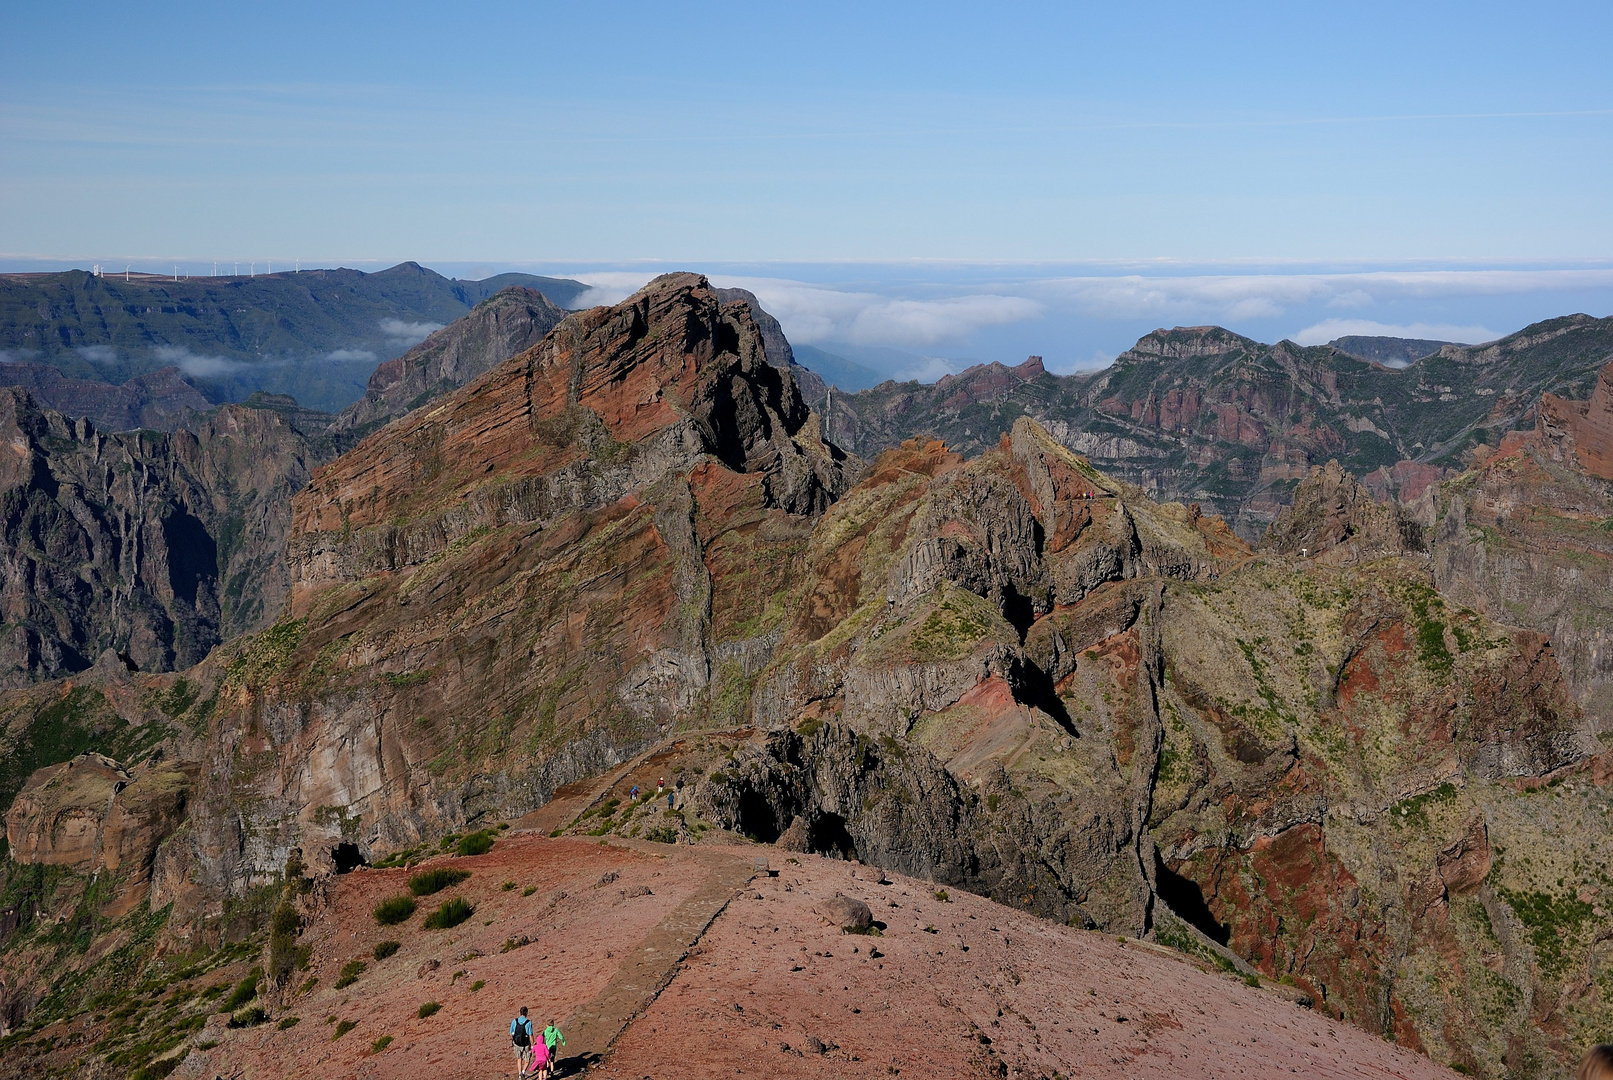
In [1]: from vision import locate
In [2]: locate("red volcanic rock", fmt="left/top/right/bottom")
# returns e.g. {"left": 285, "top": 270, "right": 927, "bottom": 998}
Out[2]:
{"left": 288, "top": 273, "right": 851, "bottom": 599}
{"left": 1535, "top": 360, "right": 1613, "bottom": 480}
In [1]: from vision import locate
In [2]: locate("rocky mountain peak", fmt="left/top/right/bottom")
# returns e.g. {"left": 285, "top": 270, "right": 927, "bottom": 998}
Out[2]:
{"left": 288, "top": 270, "right": 854, "bottom": 599}
{"left": 1260, "top": 459, "right": 1425, "bottom": 563}
{"left": 1126, "top": 325, "right": 1260, "bottom": 361}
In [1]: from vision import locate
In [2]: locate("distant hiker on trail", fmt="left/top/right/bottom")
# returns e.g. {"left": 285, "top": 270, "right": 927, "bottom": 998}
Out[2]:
{"left": 511, "top": 1006, "right": 535, "bottom": 1077}
{"left": 630, "top": 783, "right": 639, "bottom": 801}
{"left": 544, "top": 1022, "right": 566, "bottom": 1077}
{"left": 657, "top": 777, "right": 666, "bottom": 797}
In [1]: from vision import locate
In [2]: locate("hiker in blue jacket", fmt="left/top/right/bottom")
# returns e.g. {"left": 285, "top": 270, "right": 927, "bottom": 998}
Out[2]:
{"left": 511, "top": 1006, "right": 535, "bottom": 1077}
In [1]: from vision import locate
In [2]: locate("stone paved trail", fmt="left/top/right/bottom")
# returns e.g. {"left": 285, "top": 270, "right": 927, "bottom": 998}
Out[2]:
{"left": 559, "top": 846, "right": 759, "bottom": 1065}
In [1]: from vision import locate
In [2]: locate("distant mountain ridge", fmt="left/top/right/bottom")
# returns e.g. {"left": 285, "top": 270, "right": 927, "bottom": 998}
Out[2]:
{"left": 1328, "top": 334, "right": 1458, "bottom": 367}
{"left": 829, "top": 314, "right": 1613, "bottom": 536}
{"left": 0, "top": 262, "right": 588, "bottom": 412}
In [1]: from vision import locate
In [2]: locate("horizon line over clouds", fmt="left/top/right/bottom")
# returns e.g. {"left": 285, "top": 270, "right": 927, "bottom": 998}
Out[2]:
{"left": 557, "top": 265, "right": 1612, "bottom": 375}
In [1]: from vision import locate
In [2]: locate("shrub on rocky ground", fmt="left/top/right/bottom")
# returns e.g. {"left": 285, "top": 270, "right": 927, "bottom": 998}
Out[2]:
{"left": 373, "top": 896, "right": 416, "bottom": 925}
{"left": 423, "top": 897, "right": 474, "bottom": 930}
{"left": 372, "top": 940, "right": 400, "bottom": 960}
{"left": 408, "top": 868, "right": 470, "bottom": 896}
{"left": 418, "top": 1001, "right": 441, "bottom": 1019}
{"left": 224, "top": 968, "right": 262, "bottom": 1010}
{"left": 455, "top": 830, "right": 495, "bottom": 857}
{"left": 228, "top": 1006, "right": 268, "bottom": 1028}
{"left": 334, "top": 960, "right": 366, "bottom": 989}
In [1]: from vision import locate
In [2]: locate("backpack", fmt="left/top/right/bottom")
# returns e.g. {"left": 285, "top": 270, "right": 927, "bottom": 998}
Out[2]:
{"left": 511, "top": 1017, "right": 532, "bottom": 1047}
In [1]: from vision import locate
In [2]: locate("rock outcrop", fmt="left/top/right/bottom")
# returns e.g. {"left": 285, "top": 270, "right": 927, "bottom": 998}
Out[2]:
{"left": 1432, "top": 361, "right": 1613, "bottom": 728}
{"left": 330, "top": 286, "right": 568, "bottom": 440}
{"left": 5, "top": 750, "right": 194, "bottom": 917}
{"left": 1261, "top": 460, "right": 1426, "bottom": 564}
{"left": 1533, "top": 358, "right": 1613, "bottom": 480}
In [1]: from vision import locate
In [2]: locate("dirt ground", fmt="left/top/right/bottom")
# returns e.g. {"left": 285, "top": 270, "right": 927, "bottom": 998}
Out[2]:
{"left": 161, "top": 827, "right": 1455, "bottom": 1080}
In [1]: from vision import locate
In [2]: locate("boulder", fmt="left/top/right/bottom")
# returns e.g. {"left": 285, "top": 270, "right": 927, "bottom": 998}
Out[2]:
{"left": 815, "top": 893, "right": 872, "bottom": 930}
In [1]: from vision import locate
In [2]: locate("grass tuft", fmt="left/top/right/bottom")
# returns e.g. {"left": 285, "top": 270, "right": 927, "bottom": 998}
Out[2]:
{"left": 423, "top": 897, "right": 474, "bottom": 930}
{"left": 409, "top": 868, "right": 471, "bottom": 896}
{"left": 455, "top": 830, "right": 495, "bottom": 857}
{"left": 418, "top": 1001, "right": 442, "bottom": 1019}
{"left": 373, "top": 896, "right": 417, "bottom": 925}
{"left": 372, "top": 940, "right": 401, "bottom": 960}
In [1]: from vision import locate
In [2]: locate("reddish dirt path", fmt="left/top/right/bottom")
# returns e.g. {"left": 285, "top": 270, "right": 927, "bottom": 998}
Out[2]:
{"left": 562, "top": 845, "right": 757, "bottom": 1060}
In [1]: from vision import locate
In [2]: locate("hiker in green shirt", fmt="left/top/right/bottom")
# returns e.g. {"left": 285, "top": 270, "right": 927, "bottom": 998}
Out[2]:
{"left": 543, "top": 1022, "right": 566, "bottom": 1077}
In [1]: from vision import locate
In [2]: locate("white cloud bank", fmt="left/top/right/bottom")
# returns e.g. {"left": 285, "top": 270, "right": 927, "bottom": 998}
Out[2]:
{"left": 722, "top": 278, "right": 1040, "bottom": 349}
{"left": 553, "top": 264, "right": 1612, "bottom": 371}
{"left": 153, "top": 345, "right": 245, "bottom": 378}
{"left": 565, "top": 271, "right": 1041, "bottom": 351}
{"left": 1030, "top": 268, "right": 1613, "bottom": 324}
{"left": 379, "top": 318, "right": 444, "bottom": 346}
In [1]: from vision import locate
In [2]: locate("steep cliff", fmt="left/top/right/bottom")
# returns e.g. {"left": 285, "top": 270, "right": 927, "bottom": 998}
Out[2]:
{"left": 1433, "top": 359, "right": 1613, "bottom": 728}
{"left": 0, "top": 388, "right": 321, "bottom": 685}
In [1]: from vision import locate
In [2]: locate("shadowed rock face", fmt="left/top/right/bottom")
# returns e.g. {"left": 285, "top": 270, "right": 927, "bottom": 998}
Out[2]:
{"left": 0, "top": 389, "right": 320, "bottom": 684}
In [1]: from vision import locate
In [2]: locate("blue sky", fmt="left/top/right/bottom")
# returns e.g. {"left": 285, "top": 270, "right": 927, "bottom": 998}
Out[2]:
{"left": 3, "top": 1, "right": 1611, "bottom": 378}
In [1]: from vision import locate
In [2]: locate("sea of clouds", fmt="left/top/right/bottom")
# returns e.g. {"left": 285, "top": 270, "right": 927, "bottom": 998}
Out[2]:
{"left": 559, "top": 264, "right": 1613, "bottom": 381}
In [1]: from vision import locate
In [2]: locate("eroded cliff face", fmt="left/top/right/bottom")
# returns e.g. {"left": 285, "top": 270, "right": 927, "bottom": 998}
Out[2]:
{"left": 1432, "top": 360, "right": 1613, "bottom": 731}
{"left": 0, "top": 390, "right": 320, "bottom": 685}
{"left": 138, "top": 274, "right": 854, "bottom": 916}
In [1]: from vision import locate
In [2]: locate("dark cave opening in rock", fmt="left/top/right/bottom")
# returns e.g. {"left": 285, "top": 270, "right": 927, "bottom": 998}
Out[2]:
{"left": 331, "top": 842, "right": 367, "bottom": 874}
{"left": 807, "top": 812, "right": 858, "bottom": 861}
{"left": 735, "top": 791, "right": 781, "bottom": 843}
{"left": 1154, "top": 851, "right": 1229, "bottom": 945}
